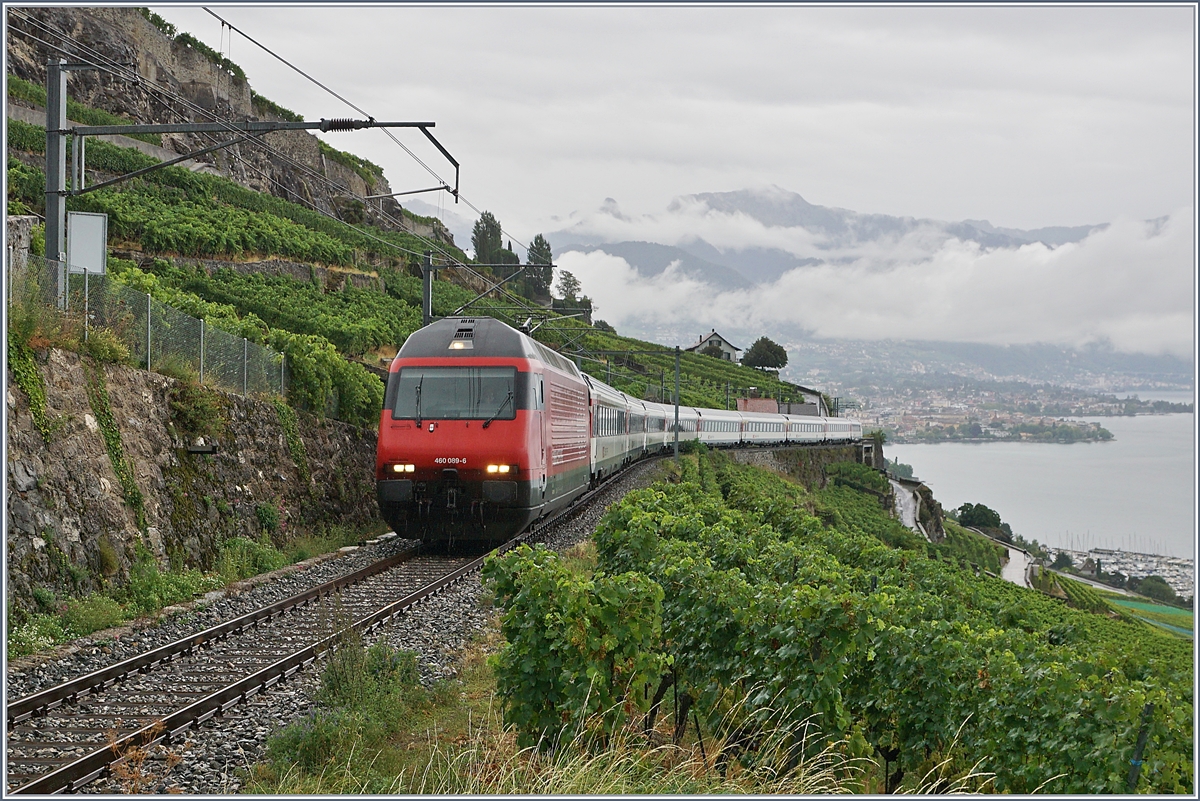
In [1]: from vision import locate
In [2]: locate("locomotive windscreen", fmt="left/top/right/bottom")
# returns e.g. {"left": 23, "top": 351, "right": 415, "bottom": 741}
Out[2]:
{"left": 391, "top": 366, "right": 517, "bottom": 421}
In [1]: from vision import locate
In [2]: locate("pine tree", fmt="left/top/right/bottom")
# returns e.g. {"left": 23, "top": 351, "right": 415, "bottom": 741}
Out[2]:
{"left": 471, "top": 211, "right": 503, "bottom": 264}
{"left": 527, "top": 233, "right": 554, "bottom": 296}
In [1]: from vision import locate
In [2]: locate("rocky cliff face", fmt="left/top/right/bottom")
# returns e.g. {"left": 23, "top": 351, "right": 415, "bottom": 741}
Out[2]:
{"left": 5, "top": 6, "right": 453, "bottom": 245}
{"left": 727, "top": 444, "right": 862, "bottom": 491}
{"left": 6, "top": 348, "right": 379, "bottom": 614}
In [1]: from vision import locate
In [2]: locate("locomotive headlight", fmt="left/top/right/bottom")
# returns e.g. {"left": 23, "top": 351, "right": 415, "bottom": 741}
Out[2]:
{"left": 486, "top": 464, "right": 513, "bottom": 474}
{"left": 392, "top": 463, "right": 416, "bottom": 473}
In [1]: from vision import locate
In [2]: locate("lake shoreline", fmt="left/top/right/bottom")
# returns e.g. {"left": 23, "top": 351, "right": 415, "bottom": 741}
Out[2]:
{"left": 886, "top": 412, "right": 1195, "bottom": 560}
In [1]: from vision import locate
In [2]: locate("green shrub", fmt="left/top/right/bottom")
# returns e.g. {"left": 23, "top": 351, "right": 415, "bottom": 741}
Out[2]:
{"left": 216, "top": 535, "right": 287, "bottom": 583}
{"left": 31, "top": 587, "right": 58, "bottom": 612}
{"left": 61, "top": 594, "right": 126, "bottom": 637}
{"left": 250, "top": 90, "right": 302, "bottom": 122}
{"left": 137, "top": 7, "right": 177, "bottom": 37}
{"left": 174, "top": 32, "right": 246, "bottom": 81}
{"left": 80, "top": 328, "right": 133, "bottom": 365}
{"left": 6, "top": 78, "right": 161, "bottom": 145}
{"left": 272, "top": 398, "right": 310, "bottom": 482}
{"left": 826, "top": 460, "right": 889, "bottom": 495}
{"left": 7, "top": 339, "right": 58, "bottom": 444}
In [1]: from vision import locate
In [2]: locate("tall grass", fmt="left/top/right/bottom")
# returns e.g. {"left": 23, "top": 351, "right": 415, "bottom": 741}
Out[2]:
{"left": 248, "top": 634, "right": 999, "bottom": 795}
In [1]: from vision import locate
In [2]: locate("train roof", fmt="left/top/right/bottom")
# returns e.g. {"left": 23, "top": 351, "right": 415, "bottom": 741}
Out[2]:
{"left": 397, "top": 317, "right": 582, "bottom": 377}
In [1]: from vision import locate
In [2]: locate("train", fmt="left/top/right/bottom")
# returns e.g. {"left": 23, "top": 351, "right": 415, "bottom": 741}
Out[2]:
{"left": 375, "top": 317, "right": 862, "bottom": 544}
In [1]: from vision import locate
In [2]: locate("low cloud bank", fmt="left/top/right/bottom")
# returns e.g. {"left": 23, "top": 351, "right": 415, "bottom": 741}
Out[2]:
{"left": 558, "top": 207, "right": 1194, "bottom": 357}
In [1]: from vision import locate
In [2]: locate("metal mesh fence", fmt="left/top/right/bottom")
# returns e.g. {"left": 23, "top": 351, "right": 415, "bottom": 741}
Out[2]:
{"left": 8, "top": 256, "right": 285, "bottom": 398}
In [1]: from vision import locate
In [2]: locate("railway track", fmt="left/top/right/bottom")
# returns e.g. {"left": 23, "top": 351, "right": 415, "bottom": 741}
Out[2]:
{"left": 5, "top": 463, "right": 652, "bottom": 795}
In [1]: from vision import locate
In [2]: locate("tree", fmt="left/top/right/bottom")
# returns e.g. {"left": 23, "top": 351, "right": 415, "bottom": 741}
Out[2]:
{"left": 497, "top": 241, "right": 520, "bottom": 266}
{"left": 699, "top": 341, "right": 724, "bottom": 359}
{"left": 1051, "top": 551, "right": 1074, "bottom": 571}
{"left": 555, "top": 271, "right": 581, "bottom": 301}
{"left": 471, "top": 211, "right": 503, "bottom": 264}
{"left": 593, "top": 319, "right": 616, "bottom": 333}
{"left": 742, "top": 336, "right": 788, "bottom": 369}
{"left": 1132, "top": 575, "right": 1178, "bottom": 604}
{"left": 957, "top": 502, "right": 1002, "bottom": 530}
{"left": 527, "top": 234, "right": 554, "bottom": 296}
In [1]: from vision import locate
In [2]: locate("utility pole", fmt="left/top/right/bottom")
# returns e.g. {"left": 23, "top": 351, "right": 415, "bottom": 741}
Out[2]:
{"left": 673, "top": 346, "right": 681, "bottom": 463}
{"left": 42, "top": 62, "right": 456, "bottom": 314}
{"left": 45, "top": 58, "right": 67, "bottom": 306}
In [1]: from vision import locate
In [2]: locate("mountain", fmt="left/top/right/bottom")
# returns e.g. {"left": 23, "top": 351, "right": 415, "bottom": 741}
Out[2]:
{"left": 548, "top": 186, "right": 1108, "bottom": 285}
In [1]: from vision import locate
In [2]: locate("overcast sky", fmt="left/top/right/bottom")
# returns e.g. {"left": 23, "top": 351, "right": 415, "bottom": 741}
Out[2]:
{"left": 151, "top": 4, "right": 1196, "bottom": 357}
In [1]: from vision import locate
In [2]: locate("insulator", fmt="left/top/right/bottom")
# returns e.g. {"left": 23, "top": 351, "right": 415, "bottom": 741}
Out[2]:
{"left": 320, "top": 118, "right": 360, "bottom": 132}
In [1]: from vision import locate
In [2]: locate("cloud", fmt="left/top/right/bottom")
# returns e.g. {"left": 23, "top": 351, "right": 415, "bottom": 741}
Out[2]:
{"left": 560, "top": 206, "right": 1194, "bottom": 357}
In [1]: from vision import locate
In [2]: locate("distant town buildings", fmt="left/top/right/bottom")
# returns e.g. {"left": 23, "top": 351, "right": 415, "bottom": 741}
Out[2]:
{"left": 1052, "top": 548, "right": 1194, "bottom": 597}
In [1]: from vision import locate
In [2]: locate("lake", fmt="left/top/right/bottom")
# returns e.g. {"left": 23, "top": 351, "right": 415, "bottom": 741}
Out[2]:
{"left": 887, "top": 412, "right": 1196, "bottom": 559}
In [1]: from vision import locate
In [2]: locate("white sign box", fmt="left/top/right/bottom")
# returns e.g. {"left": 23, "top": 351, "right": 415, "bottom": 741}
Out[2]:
{"left": 66, "top": 211, "right": 107, "bottom": 274}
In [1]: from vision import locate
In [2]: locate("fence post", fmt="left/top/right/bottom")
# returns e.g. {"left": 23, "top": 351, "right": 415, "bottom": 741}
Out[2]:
{"left": 84, "top": 269, "right": 89, "bottom": 341}
{"left": 146, "top": 292, "right": 152, "bottom": 370}
{"left": 243, "top": 337, "right": 248, "bottom": 395}
{"left": 199, "top": 318, "right": 205, "bottom": 384}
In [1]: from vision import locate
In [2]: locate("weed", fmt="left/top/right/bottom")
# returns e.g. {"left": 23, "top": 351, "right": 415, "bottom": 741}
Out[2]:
{"left": 7, "top": 613, "right": 66, "bottom": 659}
{"left": 255, "top": 502, "right": 281, "bottom": 535}
{"left": 119, "top": 547, "right": 218, "bottom": 616}
{"left": 155, "top": 352, "right": 198, "bottom": 384}
{"left": 79, "top": 327, "right": 132, "bottom": 365}
{"left": 97, "top": 538, "right": 120, "bottom": 576}
{"left": 107, "top": 721, "right": 184, "bottom": 793}
{"left": 61, "top": 594, "right": 126, "bottom": 637}
{"left": 215, "top": 535, "right": 287, "bottom": 584}
{"left": 168, "top": 382, "right": 224, "bottom": 440}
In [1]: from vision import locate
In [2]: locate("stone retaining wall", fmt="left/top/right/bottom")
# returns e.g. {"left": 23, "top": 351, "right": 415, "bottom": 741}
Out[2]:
{"left": 6, "top": 348, "right": 379, "bottom": 613}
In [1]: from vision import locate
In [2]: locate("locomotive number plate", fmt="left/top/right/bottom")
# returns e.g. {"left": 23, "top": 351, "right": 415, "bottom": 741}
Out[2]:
{"left": 434, "top": 457, "right": 468, "bottom": 465}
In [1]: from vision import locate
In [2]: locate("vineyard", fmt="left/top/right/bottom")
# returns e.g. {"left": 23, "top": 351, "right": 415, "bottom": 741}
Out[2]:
{"left": 485, "top": 452, "right": 1193, "bottom": 793}
{"left": 936, "top": 521, "right": 1008, "bottom": 576}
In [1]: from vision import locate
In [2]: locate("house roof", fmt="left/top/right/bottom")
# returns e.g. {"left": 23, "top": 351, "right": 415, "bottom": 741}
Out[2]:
{"left": 683, "top": 329, "right": 742, "bottom": 352}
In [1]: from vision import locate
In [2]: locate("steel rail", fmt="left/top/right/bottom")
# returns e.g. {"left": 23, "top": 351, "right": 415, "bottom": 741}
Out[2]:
{"left": 6, "top": 545, "right": 421, "bottom": 726}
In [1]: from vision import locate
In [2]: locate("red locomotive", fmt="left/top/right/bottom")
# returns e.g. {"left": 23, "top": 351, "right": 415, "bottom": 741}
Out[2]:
{"left": 376, "top": 317, "right": 592, "bottom": 543}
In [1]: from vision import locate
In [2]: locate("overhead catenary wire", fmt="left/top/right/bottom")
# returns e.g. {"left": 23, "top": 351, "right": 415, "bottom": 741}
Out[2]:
{"left": 14, "top": 16, "right": 548, "bottom": 326}
{"left": 8, "top": 11, "right": 467, "bottom": 267}
{"left": 200, "top": 6, "right": 539, "bottom": 260}
{"left": 201, "top": 7, "right": 451, "bottom": 192}
{"left": 11, "top": 10, "right": 553, "bottom": 324}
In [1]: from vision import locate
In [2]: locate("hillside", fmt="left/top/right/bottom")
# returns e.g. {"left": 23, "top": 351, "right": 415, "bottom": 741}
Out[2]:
{"left": 5, "top": 6, "right": 455, "bottom": 245}
{"left": 5, "top": 9, "right": 818, "bottom": 424}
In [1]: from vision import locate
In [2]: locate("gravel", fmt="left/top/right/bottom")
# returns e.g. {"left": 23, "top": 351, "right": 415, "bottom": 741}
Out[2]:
{"left": 12, "top": 459, "right": 666, "bottom": 794}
